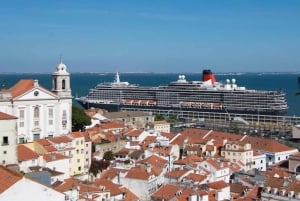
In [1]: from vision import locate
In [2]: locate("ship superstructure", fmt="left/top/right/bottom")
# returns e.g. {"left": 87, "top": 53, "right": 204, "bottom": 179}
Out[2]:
{"left": 76, "top": 70, "right": 288, "bottom": 119}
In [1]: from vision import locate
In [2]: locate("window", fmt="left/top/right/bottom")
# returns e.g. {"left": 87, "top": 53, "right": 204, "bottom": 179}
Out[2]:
{"left": 62, "top": 110, "right": 67, "bottom": 129}
{"left": 19, "top": 122, "right": 24, "bottom": 128}
{"left": 19, "top": 109, "right": 25, "bottom": 119}
{"left": 76, "top": 149, "right": 79, "bottom": 154}
{"left": 62, "top": 110, "right": 67, "bottom": 119}
{"left": 3, "top": 150, "right": 7, "bottom": 154}
{"left": 19, "top": 137, "right": 25, "bottom": 144}
{"left": 49, "top": 120, "right": 53, "bottom": 125}
{"left": 34, "top": 106, "right": 39, "bottom": 118}
{"left": 34, "top": 120, "right": 39, "bottom": 127}
{"left": 62, "top": 79, "right": 66, "bottom": 89}
{"left": 54, "top": 78, "right": 57, "bottom": 90}
{"left": 49, "top": 108, "right": 53, "bottom": 118}
{"left": 33, "top": 133, "right": 40, "bottom": 140}
{"left": 2, "top": 136, "right": 9, "bottom": 145}
{"left": 77, "top": 159, "right": 80, "bottom": 163}
{"left": 78, "top": 166, "right": 81, "bottom": 171}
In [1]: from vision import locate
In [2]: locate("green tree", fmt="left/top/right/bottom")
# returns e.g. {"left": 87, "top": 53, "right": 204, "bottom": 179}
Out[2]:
{"left": 167, "top": 114, "right": 178, "bottom": 123}
{"left": 89, "top": 159, "right": 109, "bottom": 176}
{"left": 103, "top": 150, "right": 115, "bottom": 161}
{"left": 155, "top": 113, "right": 165, "bottom": 121}
{"left": 72, "top": 105, "right": 91, "bottom": 131}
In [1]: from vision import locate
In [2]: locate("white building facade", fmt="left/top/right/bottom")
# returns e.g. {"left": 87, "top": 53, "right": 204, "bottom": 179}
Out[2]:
{"left": 0, "top": 112, "right": 18, "bottom": 166}
{"left": 0, "top": 61, "right": 72, "bottom": 143}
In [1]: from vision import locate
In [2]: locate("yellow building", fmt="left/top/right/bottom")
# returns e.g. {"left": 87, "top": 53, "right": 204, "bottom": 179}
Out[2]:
{"left": 150, "top": 120, "right": 170, "bottom": 133}
{"left": 221, "top": 140, "right": 253, "bottom": 171}
{"left": 69, "top": 132, "right": 85, "bottom": 175}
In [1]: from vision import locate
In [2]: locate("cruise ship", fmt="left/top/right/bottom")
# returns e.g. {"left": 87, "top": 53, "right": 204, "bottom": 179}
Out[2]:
{"left": 76, "top": 70, "right": 288, "bottom": 119}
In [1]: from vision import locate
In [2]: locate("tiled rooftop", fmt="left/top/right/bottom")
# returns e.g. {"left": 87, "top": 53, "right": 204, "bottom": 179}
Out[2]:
{"left": 18, "top": 144, "right": 40, "bottom": 161}
{"left": 0, "top": 166, "right": 22, "bottom": 193}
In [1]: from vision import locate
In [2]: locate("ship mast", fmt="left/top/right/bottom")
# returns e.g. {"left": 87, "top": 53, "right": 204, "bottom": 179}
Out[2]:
{"left": 115, "top": 72, "right": 120, "bottom": 83}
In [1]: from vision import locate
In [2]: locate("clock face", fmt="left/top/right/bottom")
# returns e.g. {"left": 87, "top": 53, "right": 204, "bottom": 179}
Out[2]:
{"left": 34, "top": 91, "right": 39, "bottom": 96}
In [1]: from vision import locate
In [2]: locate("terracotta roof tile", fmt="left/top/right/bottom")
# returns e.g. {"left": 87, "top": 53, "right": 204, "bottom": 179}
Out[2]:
{"left": 0, "top": 111, "right": 17, "bottom": 119}
{"left": 125, "top": 167, "right": 152, "bottom": 180}
{"left": 103, "top": 131, "right": 117, "bottom": 142}
{"left": 264, "top": 176, "right": 285, "bottom": 188}
{"left": 174, "top": 154, "right": 203, "bottom": 165}
{"left": 43, "top": 145, "right": 58, "bottom": 152}
{"left": 176, "top": 188, "right": 195, "bottom": 201}
{"left": 204, "top": 158, "right": 222, "bottom": 170}
{"left": 208, "top": 180, "right": 229, "bottom": 190}
{"left": 286, "top": 180, "right": 300, "bottom": 192}
{"left": 99, "top": 167, "right": 125, "bottom": 180}
{"left": 43, "top": 153, "right": 69, "bottom": 162}
{"left": 0, "top": 166, "right": 22, "bottom": 193}
{"left": 55, "top": 178, "right": 102, "bottom": 194}
{"left": 137, "top": 154, "right": 168, "bottom": 168}
{"left": 152, "top": 146, "right": 172, "bottom": 155}
{"left": 82, "top": 131, "right": 92, "bottom": 142}
{"left": 124, "top": 129, "right": 143, "bottom": 137}
{"left": 18, "top": 144, "right": 40, "bottom": 161}
{"left": 71, "top": 131, "right": 84, "bottom": 138}
{"left": 120, "top": 187, "right": 140, "bottom": 201}
{"left": 160, "top": 132, "right": 177, "bottom": 141}
{"left": 35, "top": 138, "right": 51, "bottom": 146}
{"left": 9, "top": 79, "right": 35, "bottom": 98}
{"left": 139, "top": 135, "right": 156, "bottom": 148}
{"left": 100, "top": 121, "right": 125, "bottom": 129}
{"left": 151, "top": 184, "right": 180, "bottom": 201}
{"left": 184, "top": 173, "right": 207, "bottom": 183}
{"left": 165, "top": 169, "right": 189, "bottom": 179}
{"left": 170, "top": 134, "right": 187, "bottom": 147}
{"left": 93, "top": 178, "right": 123, "bottom": 196}
{"left": 241, "top": 136, "right": 294, "bottom": 152}
{"left": 48, "top": 135, "right": 72, "bottom": 144}
{"left": 230, "top": 183, "right": 248, "bottom": 193}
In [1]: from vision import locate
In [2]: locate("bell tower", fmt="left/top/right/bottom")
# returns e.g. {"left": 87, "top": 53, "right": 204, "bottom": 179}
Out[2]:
{"left": 52, "top": 59, "right": 72, "bottom": 98}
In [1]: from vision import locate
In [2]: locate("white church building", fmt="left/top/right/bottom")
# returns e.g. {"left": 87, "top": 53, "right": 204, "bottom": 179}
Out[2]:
{"left": 0, "top": 61, "right": 72, "bottom": 143}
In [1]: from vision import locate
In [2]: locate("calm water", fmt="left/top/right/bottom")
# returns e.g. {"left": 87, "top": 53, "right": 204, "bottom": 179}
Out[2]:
{"left": 0, "top": 72, "right": 299, "bottom": 116}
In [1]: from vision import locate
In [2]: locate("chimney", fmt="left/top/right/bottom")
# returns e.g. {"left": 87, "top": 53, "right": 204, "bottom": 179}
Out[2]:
{"left": 34, "top": 80, "right": 39, "bottom": 87}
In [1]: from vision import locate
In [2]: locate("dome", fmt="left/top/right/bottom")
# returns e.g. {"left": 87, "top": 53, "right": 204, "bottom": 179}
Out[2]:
{"left": 53, "top": 59, "right": 69, "bottom": 76}
{"left": 56, "top": 62, "right": 67, "bottom": 71}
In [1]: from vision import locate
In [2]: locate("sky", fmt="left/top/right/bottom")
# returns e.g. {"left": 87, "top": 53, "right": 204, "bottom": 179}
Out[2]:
{"left": 0, "top": 0, "right": 300, "bottom": 73}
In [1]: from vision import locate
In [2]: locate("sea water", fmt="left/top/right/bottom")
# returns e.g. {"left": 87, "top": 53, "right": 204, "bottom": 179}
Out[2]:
{"left": 0, "top": 72, "right": 299, "bottom": 116}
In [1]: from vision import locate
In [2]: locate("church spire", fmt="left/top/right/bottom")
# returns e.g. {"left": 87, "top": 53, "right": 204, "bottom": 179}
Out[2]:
{"left": 59, "top": 54, "right": 63, "bottom": 64}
